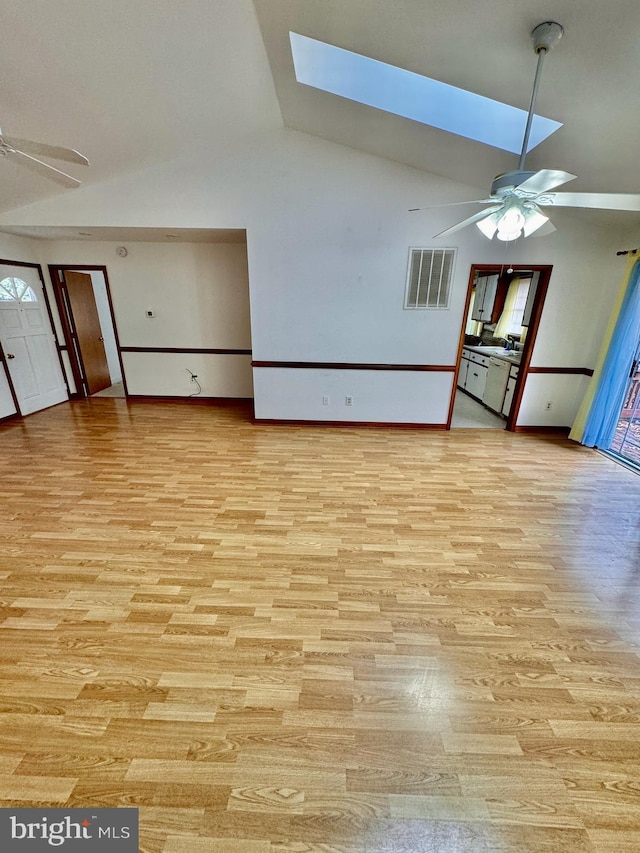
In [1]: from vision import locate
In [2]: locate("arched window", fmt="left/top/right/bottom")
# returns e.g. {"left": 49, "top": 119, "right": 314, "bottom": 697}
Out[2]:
{"left": 0, "top": 276, "right": 38, "bottom": 303}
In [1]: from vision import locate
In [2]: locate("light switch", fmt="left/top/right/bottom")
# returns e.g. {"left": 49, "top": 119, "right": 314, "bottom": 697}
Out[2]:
{"left": 146, "top": 309, "right": 155, "bottom": 318}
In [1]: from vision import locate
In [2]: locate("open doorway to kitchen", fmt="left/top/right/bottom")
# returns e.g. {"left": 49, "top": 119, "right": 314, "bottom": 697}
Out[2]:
{"left": 448, "top": 263, "right": 552, "bottom": 430}
{"left": 49, "top": 265, "right": 126, "bottom": 398}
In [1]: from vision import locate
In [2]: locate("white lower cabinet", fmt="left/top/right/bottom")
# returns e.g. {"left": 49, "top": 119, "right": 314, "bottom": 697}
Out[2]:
{"left": 458, "top": 357, "right": 470, "bottom": 390}
{"left": 460, "top": 348, "right": 489, "bottom": 400}
{"left": 502, "top": 365, "right": 520, "bottom": 416}
{"left": 460, "top": 347, "right": 521, "bottom": 416}
{"left": 466, "top": 363, "right": 488, "bottom": 400}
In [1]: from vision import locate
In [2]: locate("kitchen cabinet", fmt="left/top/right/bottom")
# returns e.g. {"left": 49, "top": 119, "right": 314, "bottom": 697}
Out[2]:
{"left": 458, "top": 355, "right": 470, "bottom": 390}
{"left": 471, "top": 274, "right": 498, "bottom": 323}
{"left": 502, "top": 364, "right": 520, "bottom": 416}
{"left": 461, "top": 347, "right": 489, "bottom": 400}
{"left": 466, "top": 361, "right": 488, "bottom": 400}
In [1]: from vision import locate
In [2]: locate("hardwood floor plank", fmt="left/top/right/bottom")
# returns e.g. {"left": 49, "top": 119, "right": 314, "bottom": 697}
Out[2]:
{"left": 1, "top": 398, "right": 640, "bottom": 852}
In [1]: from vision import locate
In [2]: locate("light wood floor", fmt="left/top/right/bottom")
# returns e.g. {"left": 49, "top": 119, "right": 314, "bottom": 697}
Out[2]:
{"left": 1, "top": 399, "right": 640, "bottom": 852}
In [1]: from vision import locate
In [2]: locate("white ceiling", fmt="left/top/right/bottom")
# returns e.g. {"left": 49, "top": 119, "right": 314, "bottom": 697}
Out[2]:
{"left": 1, "top": 0, "right": 640, "bottom": 230}
{"left": 0, "top": 0, "right": 280, "bottom": 214}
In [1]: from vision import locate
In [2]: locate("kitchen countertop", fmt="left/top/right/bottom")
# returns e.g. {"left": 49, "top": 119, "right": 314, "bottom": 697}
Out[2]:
{"left": 463, "top": 345, "right": 522, "bottom": 365}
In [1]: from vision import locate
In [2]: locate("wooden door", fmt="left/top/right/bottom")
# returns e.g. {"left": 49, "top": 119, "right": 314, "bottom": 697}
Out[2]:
{"left": 0, "top": 266, "right": 68, "bottom": 415}
{"left": 63, "top": 271, "right": 111, "bottom": 394}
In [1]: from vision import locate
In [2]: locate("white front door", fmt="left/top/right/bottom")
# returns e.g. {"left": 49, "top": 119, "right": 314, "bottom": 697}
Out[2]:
{"left": 0, "top": 265, "right": 68, "bottom": 416}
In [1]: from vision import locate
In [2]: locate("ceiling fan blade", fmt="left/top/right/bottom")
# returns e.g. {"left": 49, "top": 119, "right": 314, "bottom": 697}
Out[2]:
{"left": 433, "top": 205, "right": 503, "bottom": 238}
{"left": 539, "top": 192, "right": 640, "bottom": 211}
{"left": 514, "top": 169, "right": 577, "bottom": 195}
{"left": 409, "top": 198, "right": 494, "bottom": 212}
{"left": 1, "top": 135, "right": 89, "bottom": 166}
{"left": 4, "top": 149, "right": 81, "bottom": 188}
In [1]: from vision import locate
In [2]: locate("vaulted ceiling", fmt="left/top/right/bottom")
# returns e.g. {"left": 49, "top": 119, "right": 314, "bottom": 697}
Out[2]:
{"left": 1, "top": 0, "right": 640, "bottom": 229}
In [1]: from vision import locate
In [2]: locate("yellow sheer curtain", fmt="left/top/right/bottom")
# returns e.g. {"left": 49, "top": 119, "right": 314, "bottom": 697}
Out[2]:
{"left": 465, "top": 289, "right": 482, "bottom": 336}
{"left": 494, "top": 277, "right": 521, "bottom": 339}
{"left": 569, "top": 254, "right": 637, "bottom": 442}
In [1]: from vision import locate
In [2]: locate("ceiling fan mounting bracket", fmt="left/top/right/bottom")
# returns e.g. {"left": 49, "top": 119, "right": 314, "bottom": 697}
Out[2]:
{"left": 531, "top": 21, "right": 564, "bottom": 54}
{"left": 491, "top": 171, "right": 536, "bottom": 196}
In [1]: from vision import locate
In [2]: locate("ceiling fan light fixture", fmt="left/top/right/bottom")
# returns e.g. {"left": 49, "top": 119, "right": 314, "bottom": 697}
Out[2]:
{"left": 475, "top": 201, "right": 548, "bottom": 242}
{"left": 420, "top": 20, "right": 640, "bottom": 241}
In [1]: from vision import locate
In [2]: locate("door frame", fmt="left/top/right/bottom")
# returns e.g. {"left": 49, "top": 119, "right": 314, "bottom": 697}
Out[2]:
{"left": 0, "top": 258, "right": 69, "bottom": 416}
{"left": 49, "top": 264, "right": 127, "bottom": 398}
{"left": 447, "top": 263, "right": 553, "bottom": 431}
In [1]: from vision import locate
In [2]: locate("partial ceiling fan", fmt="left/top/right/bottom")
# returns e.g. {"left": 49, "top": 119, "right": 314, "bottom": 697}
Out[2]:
{"left": 411, "top": 21, "right": 640, "bottom": 241}
{"left": 0, "top": 127, "right": 89, "bottom": 188}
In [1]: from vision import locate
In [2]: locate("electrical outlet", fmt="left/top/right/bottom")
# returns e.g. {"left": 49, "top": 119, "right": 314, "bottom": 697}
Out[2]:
{"left": 322, "top": 395, "right": 329, "bottom": 406}
{"left": 545, "top": 401, "right": 552, "bottom": 410}
{"left": 345, "top": 396, "right": 353, "bottom": 407}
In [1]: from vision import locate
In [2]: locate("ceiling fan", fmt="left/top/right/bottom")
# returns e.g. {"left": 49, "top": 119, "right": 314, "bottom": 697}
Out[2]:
{"left": 0, "top": 127, "right": 89, "bottom": 188}
{"left": 411, "top": 21, "right": 640, "bottom": 241}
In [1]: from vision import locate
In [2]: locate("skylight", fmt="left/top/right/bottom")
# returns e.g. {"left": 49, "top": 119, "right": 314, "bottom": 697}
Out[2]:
{"left": 289, "top": 32, "right": 562, "bottom": 155}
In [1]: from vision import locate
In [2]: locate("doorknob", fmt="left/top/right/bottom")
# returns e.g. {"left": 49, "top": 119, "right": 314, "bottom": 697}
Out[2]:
{"left": 6, "top": 353, "right": 15, "bottom": 359}
{"left": 99, "top": 337, "right": 104, "bottom": 342}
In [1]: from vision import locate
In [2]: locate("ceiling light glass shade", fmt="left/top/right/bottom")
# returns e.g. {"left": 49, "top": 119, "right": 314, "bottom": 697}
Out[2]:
{"left": 496, "top": 207, "right": 526, "bottom": 241}
{"left": 522, "top": 206, "right": 549, "bottom": 236}
{"left": 476, "top": 212, "right": 500, "bottom": 239}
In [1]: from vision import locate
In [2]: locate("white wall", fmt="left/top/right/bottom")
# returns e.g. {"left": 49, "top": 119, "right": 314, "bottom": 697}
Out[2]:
{"left": 123, "top": 352, "right": 253, "bottom": 399}
{"left": 254, "top": 368, "right": 453, "bottom": 423}
{"left": 0, "top": 127, "right": 627, "bottom": 425}
{"left": 518, "top": 374, "right": 592, "bottom": 429}
{"left": 0, "top": 233, "right": 42, "bottom": 262}
{"left": 42, "top": 240, "right": 252, "bottom": 397}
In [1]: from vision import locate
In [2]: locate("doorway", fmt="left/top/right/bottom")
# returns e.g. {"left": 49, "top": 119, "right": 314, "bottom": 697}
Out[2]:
{"left": 0, "top": 262, "right": 68, "bottom": 415}
{"left": 49, "top": 265, "right": 126, "bottom": 398}
{"left": 448, "top": 263, "right": 552, "bottom": 430}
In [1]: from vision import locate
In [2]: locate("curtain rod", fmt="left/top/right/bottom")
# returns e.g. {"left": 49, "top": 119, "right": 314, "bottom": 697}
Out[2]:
{"left": 617, "top": 248, "right": 639, "bottom": 256}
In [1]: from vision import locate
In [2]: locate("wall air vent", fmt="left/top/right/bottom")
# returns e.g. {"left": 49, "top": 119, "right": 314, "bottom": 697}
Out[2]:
{"left": 404, "top": 248, "right": 455, "bottom": 309}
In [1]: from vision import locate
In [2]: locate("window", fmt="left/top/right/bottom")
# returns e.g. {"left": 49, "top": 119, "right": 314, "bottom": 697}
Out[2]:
{"left": 405, "top": 248, "right": 455, "bottom": 309}
{"left": 0, "top": 276, "right": 37, "bottom": 302}
{"left": 494, "top": 277, "right": 531, "bottom": 337}
{"left": 289, "top": 32, "right": 562, "bottom": 155}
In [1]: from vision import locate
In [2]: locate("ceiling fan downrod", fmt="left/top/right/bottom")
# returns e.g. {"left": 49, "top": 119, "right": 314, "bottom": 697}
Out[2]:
{"left": 518, "top": 21, "right": 563, "bottom": 171}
